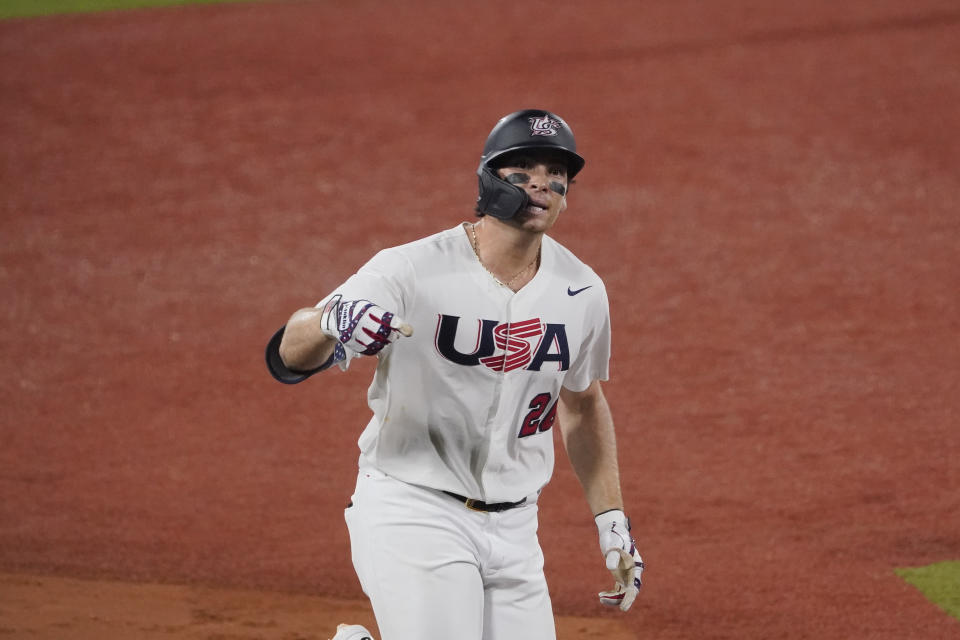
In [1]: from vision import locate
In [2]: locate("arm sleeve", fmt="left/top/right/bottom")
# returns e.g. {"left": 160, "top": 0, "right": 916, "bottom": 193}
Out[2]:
{"left": 312, "top": 247, "right": 416, "bottom": 372}
{"left": 562, "top": 283, "right": 612, "bottom": 392}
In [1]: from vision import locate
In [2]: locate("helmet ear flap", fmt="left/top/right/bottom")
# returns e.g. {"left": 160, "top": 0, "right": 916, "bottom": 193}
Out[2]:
{"left": 476, "top": 166, "right": 529, "bottom": 220}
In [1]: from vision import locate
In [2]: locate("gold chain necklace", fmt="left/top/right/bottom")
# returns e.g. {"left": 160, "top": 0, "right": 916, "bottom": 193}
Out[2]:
{"left": 470, "top": 223, "right": 540, "bottom": 290}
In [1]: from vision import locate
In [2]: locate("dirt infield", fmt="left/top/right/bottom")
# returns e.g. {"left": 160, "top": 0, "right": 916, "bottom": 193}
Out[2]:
{"left": 0, "top": 573, "right": 638, "bottom": 639}
{"left": 1, "top": 1, "right": 959, "bottom": 638}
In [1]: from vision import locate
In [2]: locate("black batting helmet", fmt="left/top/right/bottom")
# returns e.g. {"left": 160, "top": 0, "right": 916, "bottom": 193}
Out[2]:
{"left": 476, "top": 109, "right": 585, "bottom": 220}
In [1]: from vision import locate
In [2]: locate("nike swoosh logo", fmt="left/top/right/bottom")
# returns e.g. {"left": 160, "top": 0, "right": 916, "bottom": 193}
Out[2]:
{"left": 567, "top": 285, "right": 592, "bottom": 296}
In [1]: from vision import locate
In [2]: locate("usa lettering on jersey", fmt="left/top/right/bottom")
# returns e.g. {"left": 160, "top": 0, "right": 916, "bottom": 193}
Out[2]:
{"left": 434, "top": 314, "right": 570, "bottom": 372}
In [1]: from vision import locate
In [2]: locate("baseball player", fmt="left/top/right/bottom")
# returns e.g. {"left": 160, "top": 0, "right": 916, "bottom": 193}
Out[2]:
{"left": 266, "top": 109, "right": 643, "bottom": 640}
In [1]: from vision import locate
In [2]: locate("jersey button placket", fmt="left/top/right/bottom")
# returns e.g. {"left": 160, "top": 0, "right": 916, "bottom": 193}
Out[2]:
{"left": 489, "top": 299, "right": 520, "bottom": 494}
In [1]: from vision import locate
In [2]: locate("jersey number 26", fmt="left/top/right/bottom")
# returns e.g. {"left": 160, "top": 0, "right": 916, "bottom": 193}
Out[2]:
{"left": 518, "top": 392, "right": 558, "bottom": 438}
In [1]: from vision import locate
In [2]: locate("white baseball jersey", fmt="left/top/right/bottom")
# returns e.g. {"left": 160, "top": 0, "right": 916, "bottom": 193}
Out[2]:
{"left": 321, "top": 223, "right": 611, "bottom": 502}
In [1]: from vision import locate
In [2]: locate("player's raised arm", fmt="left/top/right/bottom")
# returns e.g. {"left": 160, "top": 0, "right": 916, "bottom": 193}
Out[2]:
{"left": 266, "top": 295, "right": 413, "bottom": 384}
{"left": 278, "top": 306, "right": 339, "bottom": 372}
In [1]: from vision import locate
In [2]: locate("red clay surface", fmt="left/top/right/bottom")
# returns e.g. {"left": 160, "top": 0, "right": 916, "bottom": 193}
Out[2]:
{"left": 1, "top": 1, "right": 959, "bottom": 638}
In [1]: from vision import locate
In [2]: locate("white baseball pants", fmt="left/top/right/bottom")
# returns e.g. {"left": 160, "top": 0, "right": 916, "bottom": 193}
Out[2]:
{"left": 344, "top": 466, "right": 556, "bottom": 640}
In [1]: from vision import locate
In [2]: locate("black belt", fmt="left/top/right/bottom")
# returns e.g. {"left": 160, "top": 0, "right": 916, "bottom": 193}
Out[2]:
{"left": 442, "top": 490, "right": 527, "bottom": 513}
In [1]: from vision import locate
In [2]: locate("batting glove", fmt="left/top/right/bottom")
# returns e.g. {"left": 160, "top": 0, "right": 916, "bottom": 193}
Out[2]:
{"left": 319, "top": 294, "right": 413, "bottom": 356}
{"left": 595, "top": 509, "right": 644, "bottom": 612}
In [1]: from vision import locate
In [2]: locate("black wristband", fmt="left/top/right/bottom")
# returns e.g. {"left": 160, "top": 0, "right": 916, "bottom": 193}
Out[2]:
{"left": 265, "top": 325, "right": 339, "bottom": 384}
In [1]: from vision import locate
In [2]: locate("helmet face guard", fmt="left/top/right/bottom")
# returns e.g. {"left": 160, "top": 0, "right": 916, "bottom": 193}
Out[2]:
{"left": 476, "top": 109, "right": 585, "bottom": 220}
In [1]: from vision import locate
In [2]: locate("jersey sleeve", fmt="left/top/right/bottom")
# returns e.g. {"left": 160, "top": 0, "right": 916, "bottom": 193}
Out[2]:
{"left": 315, "top": 247, "right": 416, "bottom": 371}
{"left": 562, "top": 283, "right": 611, "bottom": 392}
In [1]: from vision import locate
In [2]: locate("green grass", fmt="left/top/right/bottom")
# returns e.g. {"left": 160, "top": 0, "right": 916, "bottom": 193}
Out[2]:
{"left": 896, "top": 561, "right": 960, "bottom": 622}
{"left": 0, "top": 0, "right": 260, "bottom": 19}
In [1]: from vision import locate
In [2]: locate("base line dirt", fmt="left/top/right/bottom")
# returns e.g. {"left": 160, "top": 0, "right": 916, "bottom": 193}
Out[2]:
{"left": 0, "top": 573, "right": 635, "bottom": 640}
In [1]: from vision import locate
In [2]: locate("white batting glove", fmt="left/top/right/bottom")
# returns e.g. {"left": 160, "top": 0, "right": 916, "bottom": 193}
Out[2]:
{"left": 319, "top": 294, "right": 413, "bottom": 356}
{"left": 595, "top": 509, "right": 644, "bottom": 612}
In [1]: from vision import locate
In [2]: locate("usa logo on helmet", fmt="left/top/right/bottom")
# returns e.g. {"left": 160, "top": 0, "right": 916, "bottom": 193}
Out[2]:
{"left": 529, "top": 116, "right": 561, "bottom": 136}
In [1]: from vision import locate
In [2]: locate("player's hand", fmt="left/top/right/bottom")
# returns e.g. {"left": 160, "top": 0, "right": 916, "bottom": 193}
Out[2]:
{"left": 319, "top": 294, "right": 413, "bottom": 356}
{"left": 595, "top": 509, "right": 644, "bottom": 612}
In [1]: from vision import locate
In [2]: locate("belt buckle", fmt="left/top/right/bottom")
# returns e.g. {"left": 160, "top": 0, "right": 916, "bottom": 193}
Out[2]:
{"left": 464, "top": 498, "right": 484, "bottom": 512}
